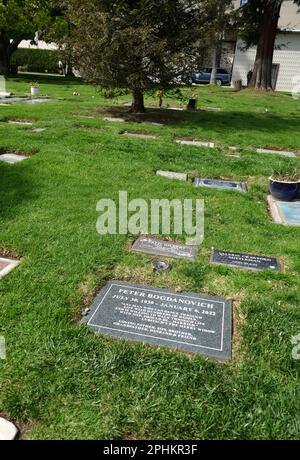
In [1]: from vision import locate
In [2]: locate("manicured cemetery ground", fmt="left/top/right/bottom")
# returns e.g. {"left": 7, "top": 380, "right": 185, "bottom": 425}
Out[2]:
{"left": 1, "top": 75, "right": 300, "bottom": 439}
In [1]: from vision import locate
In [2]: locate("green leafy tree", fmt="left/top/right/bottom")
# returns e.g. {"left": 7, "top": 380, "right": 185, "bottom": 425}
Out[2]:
{"left": 236, "top": 0, "right": 300, "bottom": 90}
{"left": 65, "top": 0, "right": 205, "bottom": 112}
{"left": 0, "top": 1, "right": 67, "bottom": 75}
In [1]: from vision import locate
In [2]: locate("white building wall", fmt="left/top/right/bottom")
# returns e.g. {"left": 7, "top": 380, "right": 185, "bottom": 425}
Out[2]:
{"left": 232, "top": 0, "right": 300, "bottom": 30}
{"left": 279, "top": 0, "right": 300, "bottom": 30}
{"left": 19, "top": 40, "right": 57, "bottom": 51}
{"left": 232, "top": 32, "right": 300, "bottom": 91}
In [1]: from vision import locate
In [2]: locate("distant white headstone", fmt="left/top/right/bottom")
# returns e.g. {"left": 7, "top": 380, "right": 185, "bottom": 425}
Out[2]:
{"left": 0, "top": 75, "right": 11, "bottom": 97}
{"left": 0, "top": 75, "right": 5, "bottom": 94}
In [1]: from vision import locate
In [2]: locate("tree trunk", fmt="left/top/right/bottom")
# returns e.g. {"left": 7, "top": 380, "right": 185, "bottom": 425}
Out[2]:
{"left": 0, "top": 32, "right": 11, "bottom": 75}
{"left": 210, "top": 43, "right": 218, "bottom": 85}
{"left": 0, "top": 32, "right": 21, "bottom": 76}
{"left": 210, "top": 38, "right": 222, "bottom": 85}
{"left": 131, "top": 88, "right": 145, "bottom": 113}
{"left": 249, "top": 2, "right": 282, "bottom": 91}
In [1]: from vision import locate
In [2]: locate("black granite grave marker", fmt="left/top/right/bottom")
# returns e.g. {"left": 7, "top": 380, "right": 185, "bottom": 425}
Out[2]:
{"left": 211, "top": 249, "right": 280, "bottom": 271}
{"left": 84, "top": 281, "right": 232, "bottom": 360}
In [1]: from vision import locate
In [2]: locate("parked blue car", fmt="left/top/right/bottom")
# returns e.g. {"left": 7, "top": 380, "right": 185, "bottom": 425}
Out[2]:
{"left": 192, "top": 68, "right": 230, "bottom": 86}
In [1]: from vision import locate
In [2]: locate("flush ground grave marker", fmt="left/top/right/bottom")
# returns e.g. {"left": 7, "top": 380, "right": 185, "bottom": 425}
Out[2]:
{"left": 132, "top": 236, "right": 198, "bottom": 261}
{"left": 122, "top": 132, "right": 157, "bottom": 140}
{"left": 0, "top": 153, "right": 28, "bottom": 164}
{"left": 103, "top": 117, "right": 125, "bottom": 123}
{"left": 23, "top": 98, "right": 50, "bottom": 104}
{"left": 176, "top": 139, "right": 215, "bottom": 148}
{"left": 7, "top": 120, "right": 32, "bottom": 126}
{"left": 32, "top": 128, "right": 46, "bottom": 133}
{"left": 194, "top": 178, "right": 247, "bottom": 193}
{"left": 211, "top": 249, "right": 280, "bottom": 271}
{"left": 84, "top": 281, "right": 232, "bottom": 360}
{"left": 256, "top": 148, "right": 296, "bottom": 158}
{"left": 156, "top": 170, "right": 187, "bottom": 181}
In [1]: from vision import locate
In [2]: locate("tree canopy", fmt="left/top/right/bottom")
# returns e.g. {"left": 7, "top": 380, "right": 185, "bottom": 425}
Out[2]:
{"left": 0, "top": 0, "right": 67, "bottom": 74}
{"left": 65, "top": 0, "right": 208, "bottom": 112}
{"left": 235, "top": 0, "right": 300, "bottom": 90}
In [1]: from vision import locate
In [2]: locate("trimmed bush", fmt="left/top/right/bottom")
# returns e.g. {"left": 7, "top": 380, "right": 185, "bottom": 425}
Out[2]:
{"left": 11, "top": 48, "right": 60, "bottom": 74}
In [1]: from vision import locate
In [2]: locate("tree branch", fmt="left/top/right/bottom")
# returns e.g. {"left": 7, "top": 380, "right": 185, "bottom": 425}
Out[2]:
{"left": 9, "top": 38, "right": 22, "bottom": 54}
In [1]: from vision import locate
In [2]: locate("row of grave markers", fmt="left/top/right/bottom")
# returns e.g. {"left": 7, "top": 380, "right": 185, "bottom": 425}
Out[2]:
{"left": 156, "top": 169, "right": 300, "bottom": 226}
{"left": 82, "top": 163, "right": 299, "bottom": 360}
{"left": 82, "top": 235, "right": 281, "bottom": 362}
{"left": 2, "top": 113, "right": 297, "bottom": 157}
{"left": 1, "top": 104, "right": 299, "bottom": 363}
{"left": 1, "top": 220, "right": 285, "bottom": 363}
{"left": 102, "top": 117, "right": 296, "bottom": 158}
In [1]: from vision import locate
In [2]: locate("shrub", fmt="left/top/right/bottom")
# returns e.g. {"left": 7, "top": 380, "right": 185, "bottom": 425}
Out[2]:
{"left": 11, "top": 49, "right": 60, "bottom": 74}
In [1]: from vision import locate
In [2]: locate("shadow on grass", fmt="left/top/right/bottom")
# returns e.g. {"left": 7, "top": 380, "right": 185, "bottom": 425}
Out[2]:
{"left": 92, "top": 105, "right": 300, "bottom": 138}
{"left": 0, "top": 163, "right": 35, "bottom": 219}
{"left": 8, "top": 74, "right": 85, "bottom": 87}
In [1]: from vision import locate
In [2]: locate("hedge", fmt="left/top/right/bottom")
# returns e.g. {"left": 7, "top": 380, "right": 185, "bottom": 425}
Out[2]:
{"left": 11, "top": 48, "right": 60, "bottom": 74}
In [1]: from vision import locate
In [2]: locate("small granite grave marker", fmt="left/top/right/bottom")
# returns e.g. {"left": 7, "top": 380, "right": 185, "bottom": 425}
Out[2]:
{"left": 132, "top": 236, "right": 198, "bottom": 261}
{"left": 256, "top": 148, "right": 296, "bottom": 158}
{"left": 205, "top": 107, "right": 221, "bottom": 112}
{"left": 147, "top": 122, "right": 164, "bottom": 127}
{"left": 104, "top": 117, "right": 125, "bottom": 123}
{"left": 123, "top": 132, "right": 157, "bottom": 140}
{"left": 156, "top": 170, "right": 187, "bottom": 181}
{"left": 0, "top": 153, "right": 28, "bottom": 164}
{"left": 0, "top": 96, "right": 28, "bottom": 104}
{"left": 211, "top": 249, "right": 280, "bottom": 271}
{"left": 32, "top": 128, "right": 46, "bottom": 133}
{"left": 176, "top": 140, "right": 215, "bottom": 148}
{"left": 168, "top": 107, "right": 184, "bottom": 111}
{"left": 194, "top": 178, "right": 247, "bottom": 192}
{"left": 7, "top": 120, "right": 32, "bottom": 126}
{"left": 84, "top": 281, "right": 232, "bottom": 360}
{"left": 24, "top": 98, "right": 50, "bottom": 104}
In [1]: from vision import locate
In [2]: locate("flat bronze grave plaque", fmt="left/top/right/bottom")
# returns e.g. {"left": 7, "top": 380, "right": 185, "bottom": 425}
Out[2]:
{"left": 84, "top": 281, "right": 232, "bottom": 360}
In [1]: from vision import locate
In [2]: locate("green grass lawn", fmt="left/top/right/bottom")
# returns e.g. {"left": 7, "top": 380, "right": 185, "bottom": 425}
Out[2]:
{"left": 1, "top": 75, "right": 300, "bottom": 439}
